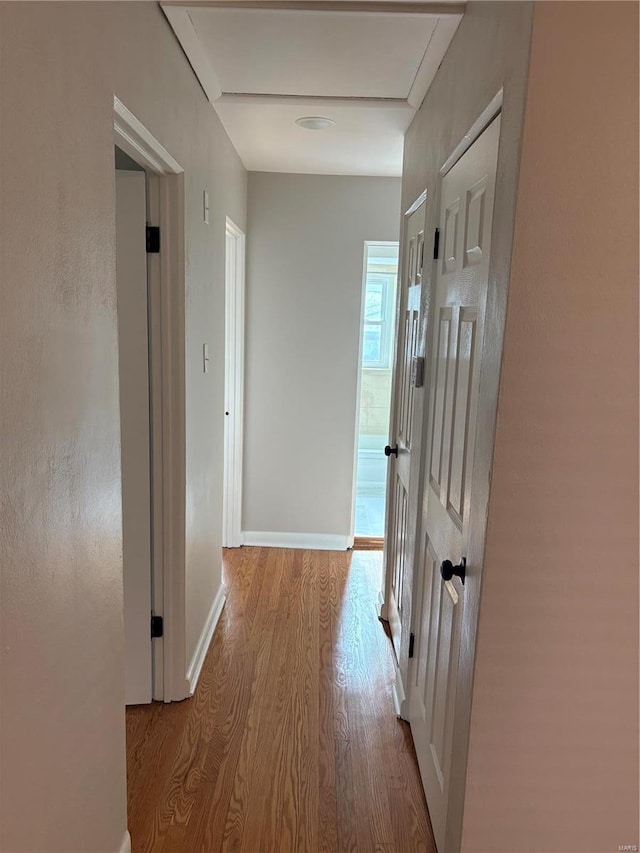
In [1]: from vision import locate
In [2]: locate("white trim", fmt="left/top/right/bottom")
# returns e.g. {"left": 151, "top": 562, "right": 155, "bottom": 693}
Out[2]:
{"left": 349, "top": 240, "right": 399, "bottom": 544}
{"left": 114, "top": 99, "right": 183, "bottom": 175}
{"left": 217, "top": 93, "right": 413, "bottom": 110}
{"left": 406, "top": 16, "right": 463, "bottom": 109}
{"left": 439, "top": 89, "right": 503, "bottom": 176}
{"left": 392, "top": 663, "right": 410, "bottom": 721}
{"left": 162, "top": 1, "right": 466, "bottom": 14}
{"left": 404, "top": 189, "right": 427, "bottom": 217}
{"left": 186, "top": 583, "right": 227, "bottom": 695}
{"left": 118, "top": 831, "right": 132, "bottom": 853}
{"left": 349, "top": 242, "right": 370, "bottom": 544}
{"left": 114, "top": 98, "right": 187, "bottom": 703}
{"left": 223, "top": 219, "right": 245, "bottom": 548}
{"left": 242, "top": 531, "right": 351, "bottom": 551}
{"left": 160, "top": 6, "right": 223, "bottom": 103}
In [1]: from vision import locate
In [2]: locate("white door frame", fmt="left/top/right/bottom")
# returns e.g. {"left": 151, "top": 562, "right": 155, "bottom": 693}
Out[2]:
{"left": 114, "top": 97, "right": 187, "bottom": 702}
{"left": 223, "top": 218, "right": 245, "bottom": 548}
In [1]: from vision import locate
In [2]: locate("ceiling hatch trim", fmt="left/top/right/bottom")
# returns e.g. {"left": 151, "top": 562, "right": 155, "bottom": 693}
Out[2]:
{"left": 163, "top": 5, "right": 224, "bottom": 102}
{"left": 161, "top": 2, "right": 463, "bottom": 108}
{"left": 160, "top": 1, "right": 464, "bottom": 175}
{"left": 162, "top": 2, "right": 465, "bottom": 15}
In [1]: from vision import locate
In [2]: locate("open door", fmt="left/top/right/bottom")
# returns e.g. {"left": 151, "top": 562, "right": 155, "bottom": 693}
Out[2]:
{"left": 116, "top": 167, "right": 153, "bottom": 706}
{"left": 409, "top": 114, "right": 501, "bottom": 852}
{"left": 352, "top": 242, "right": 399, "bottom": 549}
{"left": 383, "top": 196, "right": 426, "bottom": 658}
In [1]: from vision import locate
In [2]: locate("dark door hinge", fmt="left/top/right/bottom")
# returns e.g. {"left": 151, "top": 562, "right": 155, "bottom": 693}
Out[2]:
{"left": 146, "top": 225, "right": 160, "bottom": 254}
{"left": 408, "top": 632, "right": 415, "bottom": 659}
{"left": 433, "top": 228, "right": 440, "bottom": 261}
{"left": 150, "top": 614, "right": 163, "bottom": 639}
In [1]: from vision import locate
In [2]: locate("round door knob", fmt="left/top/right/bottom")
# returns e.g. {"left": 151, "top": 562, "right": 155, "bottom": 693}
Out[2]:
{"left": 440, "top": 558, "right": 466, "bottom": 585}
{"left": 384, "top": 445, "right": 398, "bottom": 457}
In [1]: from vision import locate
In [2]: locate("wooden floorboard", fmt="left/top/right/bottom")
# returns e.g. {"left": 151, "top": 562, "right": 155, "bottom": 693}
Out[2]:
{"left": 126, "top": 547, "right": 435, "bottom": 853}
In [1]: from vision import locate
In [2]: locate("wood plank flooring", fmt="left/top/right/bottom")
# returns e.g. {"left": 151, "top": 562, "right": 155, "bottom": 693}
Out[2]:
{"left": 126, "top": 547, "right": 435, "bottom": 852}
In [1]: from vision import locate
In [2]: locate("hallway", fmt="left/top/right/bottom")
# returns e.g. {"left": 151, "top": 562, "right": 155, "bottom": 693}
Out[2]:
{"left": 126, "top": 548, "right": 434, "bottom": 852}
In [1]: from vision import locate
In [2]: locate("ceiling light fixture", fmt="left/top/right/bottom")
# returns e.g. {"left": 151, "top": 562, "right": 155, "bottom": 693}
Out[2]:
{"left": 295, "top": 116, "right": 335, "bottom": 131}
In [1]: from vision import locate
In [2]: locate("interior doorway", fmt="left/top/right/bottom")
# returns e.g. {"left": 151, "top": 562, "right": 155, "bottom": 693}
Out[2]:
{"left": 115, "top": 149, "right": 153, "bottom": 706}
{"left": 223, "top": 218, "right": 246, "bottom": 548}
{"left": 352, "top": 241, "right": 399, "bottom": 548}
{"left": 114, "top": 96, "right": 187, "bottom": 703}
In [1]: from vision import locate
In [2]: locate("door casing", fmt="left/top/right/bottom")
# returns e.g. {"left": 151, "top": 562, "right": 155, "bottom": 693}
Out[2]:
{"left": 114, "top": 97, "right": 188, "bottom": 702}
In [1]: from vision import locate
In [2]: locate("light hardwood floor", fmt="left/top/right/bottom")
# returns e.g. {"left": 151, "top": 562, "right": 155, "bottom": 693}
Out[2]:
{"left": 126, "top": 547, "right": 435, "bottom": 852}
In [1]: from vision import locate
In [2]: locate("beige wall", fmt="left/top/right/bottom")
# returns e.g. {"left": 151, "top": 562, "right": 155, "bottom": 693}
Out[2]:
{"left": 0, "top": 3, "right": 246, "bottom": 851}
{"left": 462, "top": 3, "right": 639, "bottom": 850}
{"left": 244, "top": 172, "right": 401, "bottom": 539}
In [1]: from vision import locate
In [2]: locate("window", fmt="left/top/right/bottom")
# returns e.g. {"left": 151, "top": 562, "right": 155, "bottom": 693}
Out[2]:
{"left": 362, "top": 244, "right": 399, "bottom": 369}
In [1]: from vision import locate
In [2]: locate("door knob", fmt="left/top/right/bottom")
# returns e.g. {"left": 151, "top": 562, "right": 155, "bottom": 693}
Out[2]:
{"left": 384, "top": 445, "right": 398, "bottom": 457}
{"left": 440, "top": 558, "right": 466, "bottom": 585}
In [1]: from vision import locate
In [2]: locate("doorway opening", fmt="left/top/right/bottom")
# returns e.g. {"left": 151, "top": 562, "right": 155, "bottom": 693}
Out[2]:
{"left": 114, "top": 96, "right": 187, "bottom": 704}
{"left": 223, "top": 218, "right": 246, "bottom": 548}
{"left": 115, "top": 147, "right": 153, "bottom": 706}
{"left": 353, "top": 241, "right": 399, "bottom": 548}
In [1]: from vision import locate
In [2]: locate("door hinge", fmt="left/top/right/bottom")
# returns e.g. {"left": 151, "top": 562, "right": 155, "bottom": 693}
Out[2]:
{"left": 146, "top": 225, "right": 160, "bottom": 254}
{"left": 433, "top": 228, "right": 440, "bottom": 260}
{"left": 150, "top": 614, "right": 163, "bottom": 639}
{"left": 408, "top": 632, "right": 415, "bottom": 659}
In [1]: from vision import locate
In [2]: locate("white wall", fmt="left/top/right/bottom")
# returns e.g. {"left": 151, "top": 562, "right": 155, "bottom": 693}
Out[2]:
{"left": 0, "top": 3, "right": 246, "bottom": 851}
{"left": 244, "top": 172, "right": 401, "bottom": 544}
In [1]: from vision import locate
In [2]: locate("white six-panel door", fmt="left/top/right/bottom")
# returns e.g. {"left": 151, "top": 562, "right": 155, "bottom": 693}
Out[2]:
{"left": 409, "top": 115, "right": 501, "bottom": 852}
{"left": 385, "top": 200, "right": 425, "bottom": 659}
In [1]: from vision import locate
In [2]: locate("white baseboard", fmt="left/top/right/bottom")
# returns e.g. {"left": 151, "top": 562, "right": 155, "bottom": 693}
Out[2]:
{"left": 118, "top": 830, "right": 131, "bottom": 853}
{"left": 242, "top": 531, "right": 350, "bottom": 551}
{"left": 186, "top": 583, "right": 226, "bottom": 696}
{"left": 392, "top": 663, "right": 410, "bottom": 721}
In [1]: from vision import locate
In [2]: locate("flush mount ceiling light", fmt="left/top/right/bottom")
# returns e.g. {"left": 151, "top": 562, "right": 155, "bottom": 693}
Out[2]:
{"left": 295, "top": 116, "right": 335, "bottom": 131}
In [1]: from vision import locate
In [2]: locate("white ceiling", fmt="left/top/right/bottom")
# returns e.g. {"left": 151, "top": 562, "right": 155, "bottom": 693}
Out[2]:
{"left": 161, "top": 1, "right": 464, "bottom": 176}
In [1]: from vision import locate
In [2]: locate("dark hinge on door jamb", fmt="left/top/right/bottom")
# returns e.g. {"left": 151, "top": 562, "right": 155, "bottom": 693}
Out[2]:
{"left": 433, "top": 228, "right": 440, "bottom": 260}
{"left": 408, "top": 632, "right": 415, "bottom": 659}
{"left": 150, "top": 614, "right": 163, "bottom": 639}
{"left": 146, "top": 225, "right": 160, "bottom": 254}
